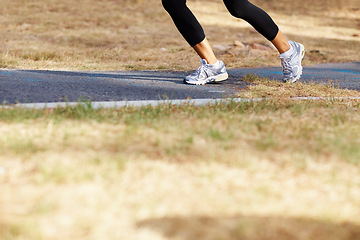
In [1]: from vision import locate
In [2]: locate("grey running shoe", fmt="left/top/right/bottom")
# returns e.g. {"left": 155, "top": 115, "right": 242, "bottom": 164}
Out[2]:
{"left": 184, "top": 59, "right": 228, "bottom": 85}
{"left": 280, "top": 41, "right": 305, "bottom": 83}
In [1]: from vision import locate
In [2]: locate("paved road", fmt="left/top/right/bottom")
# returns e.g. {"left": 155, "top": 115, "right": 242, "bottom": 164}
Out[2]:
{"left": 0, "top": 62, "right": 359, "bottom": 104}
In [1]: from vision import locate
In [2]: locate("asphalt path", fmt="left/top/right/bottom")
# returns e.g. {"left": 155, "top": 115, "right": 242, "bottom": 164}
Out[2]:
{"left": 0, "top": 62, "right": 359, "bottom": 104}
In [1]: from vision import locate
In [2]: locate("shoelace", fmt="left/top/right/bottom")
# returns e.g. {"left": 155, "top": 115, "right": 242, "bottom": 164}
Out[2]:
{"left": 194, "top": 64, "right": 210, "bottom": 78}
{"left": 281, "top": 58, "right": 292, "bottom": 76}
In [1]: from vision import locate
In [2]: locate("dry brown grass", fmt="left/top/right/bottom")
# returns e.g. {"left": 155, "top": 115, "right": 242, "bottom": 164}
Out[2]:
{"left": 0, "top": 0, "right": 359, "bottom": 71}
{"left": 1, "top": 97, "right": 360, "bottom": 239}
{"left": 240, "top": 74, "right": 360, "bottom": 98}
{"left": 1, "top": 1, "right": 360, "bottom": 239}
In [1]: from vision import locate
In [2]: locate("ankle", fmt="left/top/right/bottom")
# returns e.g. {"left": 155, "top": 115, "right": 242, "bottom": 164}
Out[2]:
{"left": 206, "top": 58, "right": 218, "bottom": 65}
{"left": 280, "top": 44, "right": 293, "bottom": 58}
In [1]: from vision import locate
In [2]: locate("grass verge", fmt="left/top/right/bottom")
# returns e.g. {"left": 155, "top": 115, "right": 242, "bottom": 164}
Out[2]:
{"left": 0, "top": 0, "right": 359, "bottom": 71}
{"left": 240, "top": 74, "right": 360, "bottom": 98}
{"left": 1, "top": 84, "right": 360, "bottom": 239}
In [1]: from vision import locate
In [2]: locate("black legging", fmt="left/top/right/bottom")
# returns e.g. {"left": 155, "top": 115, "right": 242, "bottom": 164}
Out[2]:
{"left": 162, "top": 0, "right": 279, "bottom": 47}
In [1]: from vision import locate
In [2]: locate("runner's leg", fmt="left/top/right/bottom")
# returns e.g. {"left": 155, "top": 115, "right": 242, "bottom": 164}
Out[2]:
{"left": 162, "top": 0, "right": 205, "bottom": 47}
{"left": 223, "top": 0, "right": 290, "bottom": 53}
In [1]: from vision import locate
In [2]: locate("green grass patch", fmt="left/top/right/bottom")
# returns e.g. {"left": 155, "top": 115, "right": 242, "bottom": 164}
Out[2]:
{"left": 1, "top": 97, "right": 360, "bottom": 164}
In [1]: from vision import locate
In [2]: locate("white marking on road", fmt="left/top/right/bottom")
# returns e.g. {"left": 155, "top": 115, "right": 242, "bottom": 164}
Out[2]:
{"left": 11, "top": 98, "right": 251, "bottom": 109}
{"left": 208, "top": 90, "right": 226, "bottom": 93}
{"left": 2, "top": 96, "right": 360, "bottom": 109}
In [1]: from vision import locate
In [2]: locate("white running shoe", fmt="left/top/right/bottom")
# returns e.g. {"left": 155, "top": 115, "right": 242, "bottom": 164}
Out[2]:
{"left": 184, "top": 59, "right": 228, "bottom": 85}
{"left": 280, "top": 41, "right": 305, "bottom": 83}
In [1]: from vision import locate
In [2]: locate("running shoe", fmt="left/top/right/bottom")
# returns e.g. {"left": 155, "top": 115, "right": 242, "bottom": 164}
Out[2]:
{"left": 184, "top": 59, "right": 228, "bottom": 85}
{"left": 280, "top": 41, "right": 305, "bottom": 83}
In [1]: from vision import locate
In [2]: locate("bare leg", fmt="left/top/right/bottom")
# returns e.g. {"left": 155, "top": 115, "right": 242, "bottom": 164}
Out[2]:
{"left": 271, "top": 30, "right": 291, "bottom": 54}
{"left": 192, "top": 31, "right": 290, "bottom": 65}
{"left": 192, "top": 38, "right": 218, "bottom": 65}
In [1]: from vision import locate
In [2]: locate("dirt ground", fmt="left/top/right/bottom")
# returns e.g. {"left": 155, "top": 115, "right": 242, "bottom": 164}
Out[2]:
{"left": 0, "top": 0, "right": 359, "bottom": 71}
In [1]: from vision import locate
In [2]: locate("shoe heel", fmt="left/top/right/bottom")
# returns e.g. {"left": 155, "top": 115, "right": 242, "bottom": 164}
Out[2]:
{"left": 300, "top": 44, "right": 305, "bottom": 59}
{"left": 215, "top": 73, "right": 228, "bottom": 82}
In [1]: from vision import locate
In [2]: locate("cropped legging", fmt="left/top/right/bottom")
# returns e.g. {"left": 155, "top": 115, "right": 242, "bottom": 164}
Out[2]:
{"left": 162, "top": 0, "right": 279, "bottom": 47}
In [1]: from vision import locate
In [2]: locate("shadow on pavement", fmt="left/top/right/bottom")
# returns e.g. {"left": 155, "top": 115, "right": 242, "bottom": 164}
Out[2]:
{"left": 19, "top": 69, "right": 185, "bottom": 85}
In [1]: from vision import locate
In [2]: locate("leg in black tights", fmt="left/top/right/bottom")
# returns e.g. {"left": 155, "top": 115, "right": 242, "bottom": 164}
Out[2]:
{"left": 162, "top": 0, "right": 205, "bottom": 47}
{"left": 223, "top": 0, "right": 278, "bottom": 41}
{"left": 162, "top": 0, "right": 279, "bottom": 46}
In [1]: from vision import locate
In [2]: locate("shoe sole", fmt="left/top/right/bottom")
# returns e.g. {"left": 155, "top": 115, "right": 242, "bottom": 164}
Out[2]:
{"left": 214, "top": 72, "right": 229, "bottom": 83}
{"left": 184, "top": 72, "right": 229, "bottom": 85}
{"left": 286, "top": 44, "right": 305, "bottom": 83}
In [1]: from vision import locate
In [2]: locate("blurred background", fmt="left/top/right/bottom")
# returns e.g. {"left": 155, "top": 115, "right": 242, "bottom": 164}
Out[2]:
{"left": 0, "top": 0, "right": 359, "bottom": 71}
